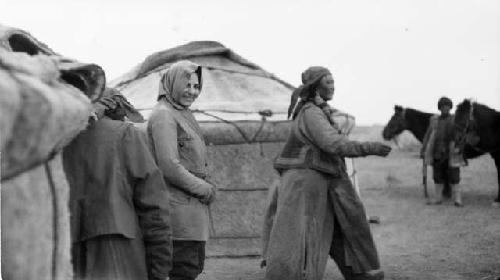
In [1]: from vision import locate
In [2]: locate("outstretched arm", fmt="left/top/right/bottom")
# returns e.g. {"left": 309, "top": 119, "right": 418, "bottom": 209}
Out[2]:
{"left": 300, "top": 106, "right": 390, "bottom": 157}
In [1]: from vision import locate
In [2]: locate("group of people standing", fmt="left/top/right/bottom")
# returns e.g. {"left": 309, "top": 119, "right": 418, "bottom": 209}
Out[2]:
{"left": 64, "top": 61, "right": 214, "bottom": 280}
{"left": 63, "top": 61, "right": 395, "bottom": 280}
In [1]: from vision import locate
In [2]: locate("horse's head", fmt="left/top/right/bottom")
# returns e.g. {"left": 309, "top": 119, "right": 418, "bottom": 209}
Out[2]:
{"left": 383, "top": 105, "right": 406, "bottom": 140}
{"left": 454, "top": 99, "right": 480, "bottom": 154}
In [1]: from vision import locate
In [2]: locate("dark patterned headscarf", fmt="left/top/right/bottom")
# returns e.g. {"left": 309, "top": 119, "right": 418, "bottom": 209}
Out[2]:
{"left": 288, "top": 66, "right": 332, "bottom": 119}
{"left": 94, "top": 87, "right": 144, "bottom": 122}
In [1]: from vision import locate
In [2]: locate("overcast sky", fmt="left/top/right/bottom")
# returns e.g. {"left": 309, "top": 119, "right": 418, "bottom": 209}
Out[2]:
{"left": 1, "top": 0, "right": 499, "bottom": 125}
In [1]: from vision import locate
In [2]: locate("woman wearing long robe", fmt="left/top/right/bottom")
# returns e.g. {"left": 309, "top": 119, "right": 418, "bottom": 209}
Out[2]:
{"left": 262, "top": 66, "right": 391, "bottom": 280}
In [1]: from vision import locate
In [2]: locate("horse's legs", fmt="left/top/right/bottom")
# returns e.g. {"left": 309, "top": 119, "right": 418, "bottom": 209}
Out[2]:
{"left": 491, "top": 152, "right": 500, "bottom": 204}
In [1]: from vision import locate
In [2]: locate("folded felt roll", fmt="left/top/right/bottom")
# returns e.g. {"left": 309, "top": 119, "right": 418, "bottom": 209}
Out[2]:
{"left": 0, "top": 24, "right": 106, "bottom": 102}
{"left": 0, "top": 24, "right": 107, "bottom": 180}
{"left": 0, "top": 49, "right": 93, "bottom": 180}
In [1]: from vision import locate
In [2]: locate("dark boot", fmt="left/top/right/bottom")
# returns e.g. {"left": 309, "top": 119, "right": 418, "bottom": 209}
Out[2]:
{"left": 329, "top": 219, "right": 384, "bottom": 280}
{"left": 345, "top": 269, "right": 384, "bottom": 280}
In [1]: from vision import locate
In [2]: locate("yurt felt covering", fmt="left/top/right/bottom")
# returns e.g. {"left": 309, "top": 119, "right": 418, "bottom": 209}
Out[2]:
{"left": 114, "top": 41, "right": 295, "bottom": 256}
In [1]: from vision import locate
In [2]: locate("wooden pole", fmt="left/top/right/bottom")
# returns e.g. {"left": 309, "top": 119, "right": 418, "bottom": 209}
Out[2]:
{"left": 423, "top": 159, "right": 429, "bottom": 198}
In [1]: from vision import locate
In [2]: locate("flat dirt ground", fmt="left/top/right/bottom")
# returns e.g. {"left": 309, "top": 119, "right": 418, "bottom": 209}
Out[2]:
{"left": 199, "top": 149, "right": 500, "bottom": 280}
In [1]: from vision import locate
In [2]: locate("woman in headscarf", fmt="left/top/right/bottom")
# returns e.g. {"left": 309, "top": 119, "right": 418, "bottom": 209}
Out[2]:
{"left": 148, "top": 60, "right": 216, "bottom": 280}
{"left": 262, "top": 66, "right": 391, "bottom": 280}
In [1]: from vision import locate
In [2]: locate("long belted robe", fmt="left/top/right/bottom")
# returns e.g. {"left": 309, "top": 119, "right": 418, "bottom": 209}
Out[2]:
{"left": 262, "top": 102, "right": 380, "bottom": 280}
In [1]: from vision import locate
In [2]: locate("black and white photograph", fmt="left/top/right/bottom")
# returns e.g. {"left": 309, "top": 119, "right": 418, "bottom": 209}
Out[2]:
{"left": 1, "top": 1, "right": 499, "bottom": 279}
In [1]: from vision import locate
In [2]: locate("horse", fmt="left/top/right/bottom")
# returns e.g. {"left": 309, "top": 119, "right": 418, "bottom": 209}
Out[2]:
{"left": 382, "top": 105, "right": 454, "bottom": 198}
{"left": 382, "top": 105, "right": 489, "bottom": 200}
{"left": 382, "top": 105, "right": 432, "bottom": 142}
{"left": 454, "top": 99, "right": 500, "bottom": 205}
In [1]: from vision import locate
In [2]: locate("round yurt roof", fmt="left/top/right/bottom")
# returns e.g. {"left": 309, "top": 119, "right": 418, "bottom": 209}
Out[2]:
{"left": 110, "top": 41, "right": 295, "bottom": 121}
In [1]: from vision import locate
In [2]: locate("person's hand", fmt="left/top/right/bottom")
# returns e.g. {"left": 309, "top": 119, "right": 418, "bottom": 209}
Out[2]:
{"left": 369, "top": 143, "right": 392, "bottom": 157}
{"left": 199, "top": 182, "right": 216, "bottom": 205}
{"left": 92, "top": 102, "right": 107, "bottom": 120}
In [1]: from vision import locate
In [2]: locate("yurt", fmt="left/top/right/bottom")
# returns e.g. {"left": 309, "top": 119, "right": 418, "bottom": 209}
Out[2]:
{"left": 0, "top": 24, "right": 106, "bottom": 280}
{"left": 110, "top": 41, "right": 296, "bottom": 256}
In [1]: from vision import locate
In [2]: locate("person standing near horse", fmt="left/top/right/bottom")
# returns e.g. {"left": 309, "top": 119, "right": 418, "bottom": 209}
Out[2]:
{"left": 148, "top": 60, "right": 216, "bottom": 280}
{"left": 421, "top": 96, "right": 463, "bottom": 207}
{"left": 64, "top": 88, "right": 173, "bottom": 280}
{"left": 262, "top": 66, "right": 391, "bottom": 280}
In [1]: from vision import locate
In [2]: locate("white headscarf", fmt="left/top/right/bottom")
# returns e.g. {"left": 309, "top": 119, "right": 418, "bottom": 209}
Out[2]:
{"left": 158, "top": 60, "right": 202, "bottom": 110}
